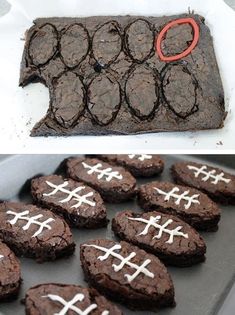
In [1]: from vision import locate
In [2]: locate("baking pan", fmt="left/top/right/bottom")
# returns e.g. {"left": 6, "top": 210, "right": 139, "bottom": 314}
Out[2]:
{"left": 0, "top": 154, "right": 235, "bottom": 315}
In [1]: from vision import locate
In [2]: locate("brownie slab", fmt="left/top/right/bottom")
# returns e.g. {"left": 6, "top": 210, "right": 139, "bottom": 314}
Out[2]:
{"left": 31, "top": 174, "right": 108, "bottom": 228}
{"left": 24, "top": 283, "right": 122, "bottom": 315}
{"left": 112, "top": 210, "right": 206, "bottom": 267}
{"left": 66, "top": 157, "right": 137, "bottom": 202}
{"left": 97, "top": 154, "right": 164, "bottom": 177}
{"left": 19, "top": 14, "right": 225, "bottom": 136}
{"left": 0, "top": 201, "right": 75, "bottom": 262}
{"left": 138, "top": 181, "right": 221, "bottom": 231}
{"left": 0, "top": 241, "right": 21, "bottom": 300}
{"left": 171, "top": 161, "right": 235, "bottom": 204}
{"left": 80, "top": 239, "right": 175, "bottom": 310}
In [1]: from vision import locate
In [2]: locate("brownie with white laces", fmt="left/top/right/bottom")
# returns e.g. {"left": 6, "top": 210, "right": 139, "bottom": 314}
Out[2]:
{"left": 80, "top": 239, "right": 175, "bottom": 310}
{"left": 0, "top": 201, "right": 75, "bottom": 262}
{"left": 24, "top": 283, "right": 122, "bottom": 315}
{"left": 97, "top": 154, "right": 164, "bottom": 177}
{"left": 66, "top": 157, "right": 137, "bottom": 202}
{"left": 171, "top": 161, "right": 235, "bottom": 204}
{"left": 31, "top": 174, "right": 108, "bottom": 228}
{"left": 112, "top": 210, "right": 206, "bottom": 266}
{"left": 138, "top": 181, "right": 221, "bottom": 231}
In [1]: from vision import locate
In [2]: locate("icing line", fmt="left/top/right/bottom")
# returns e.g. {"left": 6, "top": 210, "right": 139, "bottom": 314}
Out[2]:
{"left": 7, "top": 210, "right": 55, "bottom": 238}
{"left": 187, "top": 165, "right": 231, "bottom": 185}
{"left": 84, "top": 243, "right": 154, "bottom": 282}
{"left": 43, "top": 180, "right": 96, "bottom": 208}
{"left": 154, "top": 186, "right": 200, "bottom": 209}
{"left": 128, "top": 215, "right": 188, "bottom": 244}
{"left": 82, "top": 162, "right": 123, "bottom": 182}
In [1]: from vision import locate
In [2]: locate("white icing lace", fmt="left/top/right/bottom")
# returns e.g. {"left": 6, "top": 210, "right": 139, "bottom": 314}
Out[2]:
{"left": 7, "top": 210, "right": 55, "bottom": 238}
{"left": 43, "top": 181, "right": 95, "bottom": 208}
{"left": 84, "top": 243, "right": 154, "bottom": 282}
{"left": 128, "top": 215, "right": 188, "bottom": 244}
{"left": 82, "top": 162, "right": 123, "bottom": 182}
{"left": 154, "top": 186, "right": 200, "bottom": 209}
{"left": 187, "top": 165, "right": 231, "bottom": 185}
{"left": 43, "top": 293, "right": 109, "bottom": 315}
{"left": 128, "top": 154, "right": 152, "bottom": 161}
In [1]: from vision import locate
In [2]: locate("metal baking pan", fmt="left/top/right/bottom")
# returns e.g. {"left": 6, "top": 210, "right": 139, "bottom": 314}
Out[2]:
{"left": 0, "top": 154, "right": 235, "bottom": 315}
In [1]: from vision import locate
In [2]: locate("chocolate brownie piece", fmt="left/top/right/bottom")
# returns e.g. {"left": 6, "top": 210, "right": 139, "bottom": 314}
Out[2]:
{"left": 138, "top": 181, "right": 220, "bottom": 231}
{"left": 80, "top": 239, "right": 175, "bottom": 310}
{"left": 24, "top": 283, "right": 122, "bottom": 315}
{"left": 171, "top": 161, "right": 235, "bottom": 204}
{"left": 0, "top": 201, "right": 75, "bottom": 262}
{"left": 66, "top": 157, "right": 137, "bottom": 202}
{"left": 31, "top": 174, "right": 108, "bottom": 228}
{"left": 0, "top": 241, "right": 21, "bottom": 300}
{"left": 19, "top": 14, "right": 225, "bottom": 137}
{"left": 97, "top": 154, "right": 164, "bottom": 177}
{"left": 112, "top": 210, "right": 206, "bottom": 267}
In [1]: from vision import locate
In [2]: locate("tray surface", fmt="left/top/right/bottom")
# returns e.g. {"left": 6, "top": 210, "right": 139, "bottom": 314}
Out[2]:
{"left": 0, "top": 154, "right": 235, "bottom": 315}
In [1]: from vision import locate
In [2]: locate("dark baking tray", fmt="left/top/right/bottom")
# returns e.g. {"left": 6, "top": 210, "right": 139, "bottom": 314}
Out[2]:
{"left": 0, "top": 154, "right": 235, "bottom": 315}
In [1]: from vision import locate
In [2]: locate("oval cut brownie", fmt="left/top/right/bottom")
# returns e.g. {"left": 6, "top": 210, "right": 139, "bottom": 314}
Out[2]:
{"left": 25, "top": 283, "right": 122, "bottom": 315}
{"left": 80, "top": 239, "right": 175, "bottom": 310}
{"left": 66, "top": 157, "right": 137, "bottom": 202}
{"left": 97, "top": 154, "right": 164, "bottom": 177}
{"left": 138, "top": 181, "right": 221, "bottom": 231}
{"left": 0, "top": 241, "right": 21, "bottom": 300}
{"left": 0, "top": 201, "right": 75, "bottom": 262}
{"left": 171, "top": 161, "right": 235, "bottom": 204}
{"left": 112, "top": 210, "right": 206, "bottom": 267}
{"left": 31, "top": 174, "right": 108, "bottom": 229}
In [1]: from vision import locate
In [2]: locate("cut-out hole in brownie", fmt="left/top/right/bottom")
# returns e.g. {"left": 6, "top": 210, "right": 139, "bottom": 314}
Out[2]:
{"left": 125, "top": 19, "right": 154, "bottom": 63}
{"left": 60, "top": 23, "right": 90, "bottom": 68}
{"left": 92, "top": 21, "right": 122, "bottom": 68}
{"left": 29, "top": 24, "right": 58, "bottom": 67}
{"left": 162, "top": 63, "right": 199, "bottom": 118}
{"left": 161, "top": 24, "right": 194, "bottom": 57}
{"left": 87, "top": 73, "right": 121, "bottom": 126}
{"left": 51, "top": 71, "right": 86, "bottom": 128}
{"left": 125, "top": 64, "right": 159, "bottom": 120}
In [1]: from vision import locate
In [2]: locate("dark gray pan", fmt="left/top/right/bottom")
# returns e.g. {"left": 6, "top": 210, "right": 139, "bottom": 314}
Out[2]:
{"left": 0, "top": 154, "right": 234, "bottom": 315}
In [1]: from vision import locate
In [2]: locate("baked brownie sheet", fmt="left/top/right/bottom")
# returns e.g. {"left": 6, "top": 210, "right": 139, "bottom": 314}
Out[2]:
{"left": 19, "top": 14, "right": 225, "bottom": 136}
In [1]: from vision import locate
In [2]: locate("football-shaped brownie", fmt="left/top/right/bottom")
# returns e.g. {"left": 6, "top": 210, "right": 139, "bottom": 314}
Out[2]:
{"left": 80, "top": 239, "right": 175, "bottom": 310}
{"left": 24, "top": 283, "right": 122, "bottom": 315}
{"left": 138, "top": 181, "right": 220, "bottom": 231}
{"left": 0, "top": 241, "right": 21, "bottom": 300}
{"left": 31, "top": 174, "right": 108, "bottom": 228}
{"left": 66, "top": 157, "right": 137, "bottom": 202}
{"left": 96, "top": 154, "right": 164, "bottom": 177}
{"left": 171, "top": 161, "right": 235, "bottom": 204}
{"left": 112, "top": 210, "right": 206, "bottom": 267}
{"left": 0, "top": 201, "right": 75, "bottom": 262}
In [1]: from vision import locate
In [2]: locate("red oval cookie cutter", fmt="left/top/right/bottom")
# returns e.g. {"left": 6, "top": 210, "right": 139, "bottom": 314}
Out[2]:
{"left": 155, "top": 17, "right": 200, "bottom": 62}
